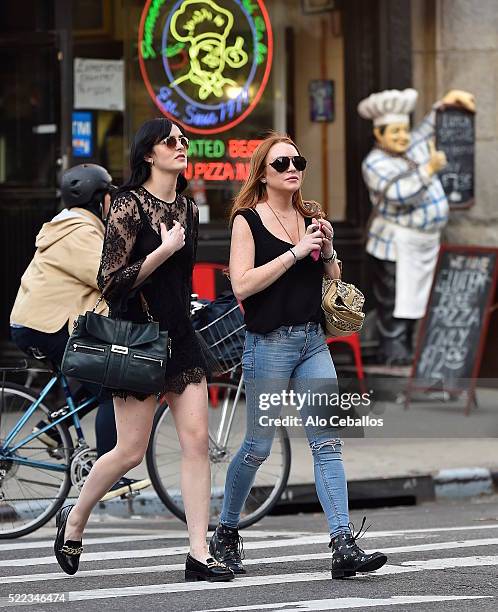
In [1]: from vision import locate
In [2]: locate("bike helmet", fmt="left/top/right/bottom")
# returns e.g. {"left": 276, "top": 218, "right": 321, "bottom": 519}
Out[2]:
{"left": 61, "top": 164, "right": 113, "bottom": 209}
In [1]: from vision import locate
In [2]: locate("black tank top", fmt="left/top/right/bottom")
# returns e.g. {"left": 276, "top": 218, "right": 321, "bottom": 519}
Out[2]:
{"left": 234, "top": 208, "right": 325, "bottom": 333}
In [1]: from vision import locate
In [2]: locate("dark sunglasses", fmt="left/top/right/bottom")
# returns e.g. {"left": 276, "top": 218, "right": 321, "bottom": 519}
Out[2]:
{"left": 268, "top": 155, "right": 307, "bottom": 173}
{"left": 159, "top": 135, "right": 190, "bottom": 149}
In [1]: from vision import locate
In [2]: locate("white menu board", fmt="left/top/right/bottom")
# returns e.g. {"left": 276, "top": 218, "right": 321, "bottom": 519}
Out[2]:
{"left": 74, "top": 58, "right": 125, "bottom": 111}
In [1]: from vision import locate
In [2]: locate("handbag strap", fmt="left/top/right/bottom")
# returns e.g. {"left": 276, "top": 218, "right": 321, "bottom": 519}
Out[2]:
{"left": 92, "top": 278, "right": 113, "bottom": 313}
{"left": 188, "top": 194, "right": 194, "bottom": 228}
{"left": 139, "top": 292, "right": 154, "bottom": 322}
{"left": 92, "top": 286, "right": 153, "bottom": 321}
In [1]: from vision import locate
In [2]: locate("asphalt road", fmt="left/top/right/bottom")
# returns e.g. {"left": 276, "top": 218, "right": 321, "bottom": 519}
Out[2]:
{"left": 0, "top": 494, "right": 497, "bottom": 611}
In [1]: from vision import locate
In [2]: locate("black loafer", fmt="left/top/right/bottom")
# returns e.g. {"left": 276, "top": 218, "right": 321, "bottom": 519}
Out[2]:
{"left": 185, "top": 553, "right": 234, "bottom": 582}
{"left": 54, "top": 504, "right": 83, "bottom": 575}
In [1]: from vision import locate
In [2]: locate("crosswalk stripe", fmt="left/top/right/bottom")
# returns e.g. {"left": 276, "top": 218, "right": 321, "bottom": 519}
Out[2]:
{"left": 2, "top": 531, "right": 498, "bottom": 569}
{"left": 1, "top": 522, "right": 497, "bottom": 553}
{"left": 1, "top": 537, "right": 498, "bottom": 584}
{"left": 0, "top": 530, "right": 300, "bottom": 552}
{"left": 380, "top": 555, "right": 498, "bottom": 571}
{"left": 1, "top": 558, "right": 497, "bottom": 605}
{"left": 197, "top": 595, "right": 494, "bottom": 612}
{"left": 0, "top": 545, "right": 189, "bottom": 567}
{"left": 399, "top": 555, "right": 498, "bottom": 570}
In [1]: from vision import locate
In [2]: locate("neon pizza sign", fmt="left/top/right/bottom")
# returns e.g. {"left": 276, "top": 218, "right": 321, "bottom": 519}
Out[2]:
{"left": 138, "top": 0, "right": 273, "bottom": 135}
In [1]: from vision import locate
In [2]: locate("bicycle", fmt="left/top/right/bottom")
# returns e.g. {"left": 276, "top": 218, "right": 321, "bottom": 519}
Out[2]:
{"left": 146, "top": 297, "right": 292, "bottom": 530}
{"left": 0, "top": 298, "right": 292, "bottom": 538}
{"left": 0, "top": 358, "right": 151, "bottom": 539}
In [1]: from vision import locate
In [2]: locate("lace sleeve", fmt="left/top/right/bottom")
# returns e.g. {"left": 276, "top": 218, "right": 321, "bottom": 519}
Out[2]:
{"left": 97, "top": 191, "right": 145, "bottom": 306}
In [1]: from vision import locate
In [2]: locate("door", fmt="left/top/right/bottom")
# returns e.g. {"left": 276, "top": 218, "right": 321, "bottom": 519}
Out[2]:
{"left": 0, "top": 33, "right": 61, "bottom": 345}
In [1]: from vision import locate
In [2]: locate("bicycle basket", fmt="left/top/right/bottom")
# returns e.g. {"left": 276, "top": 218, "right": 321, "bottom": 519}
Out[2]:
{"left": 193, "top": 297, "right": 245, "bottom": 375}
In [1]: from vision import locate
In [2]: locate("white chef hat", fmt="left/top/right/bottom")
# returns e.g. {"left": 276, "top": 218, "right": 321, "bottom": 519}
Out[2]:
{"left": 357, "top": 88, "right": 418, "bottom": 127}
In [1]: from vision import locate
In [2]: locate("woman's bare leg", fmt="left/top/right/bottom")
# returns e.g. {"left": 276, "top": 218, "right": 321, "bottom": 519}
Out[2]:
{"left": 166, "top": 378, "right": 211, "bottom": 562}
{"left": 63, "top": 395, "right": 157, "bottom": 541}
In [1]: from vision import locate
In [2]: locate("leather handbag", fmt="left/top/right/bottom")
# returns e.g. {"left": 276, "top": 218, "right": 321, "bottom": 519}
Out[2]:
{"left": 61, "top": 294, "right": 171, "bottom": 395}
{"left": 322, "top": 276, "right": 365, "bottom": 337}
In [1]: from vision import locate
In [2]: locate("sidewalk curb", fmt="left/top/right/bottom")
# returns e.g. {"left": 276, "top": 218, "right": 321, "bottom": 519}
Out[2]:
{"left": 89, "top": 467, "right": 498, "bottom": 519}
{"left": 91, "top": 492, "right": 173, "bottom": 519}
{"left": 277, "top": 475, "right": 436, "bottom": 509}
{"left": 433, "top": 467, "right": 496, "bottom": 499}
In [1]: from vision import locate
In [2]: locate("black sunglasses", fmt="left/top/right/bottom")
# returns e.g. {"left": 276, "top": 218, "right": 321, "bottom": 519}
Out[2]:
{"left": 268, "top": 155, "right": 307, "bottom": 173}
{"left": 159, "top": 135, "right": 190, "bottom": 150}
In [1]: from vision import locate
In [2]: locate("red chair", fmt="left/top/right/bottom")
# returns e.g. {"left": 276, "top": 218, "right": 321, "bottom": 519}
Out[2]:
{"left": 326, "top": 332, "right": 367, "bottom": 394}
{"left": 192, "top": 262, "right": 227, "bottom": 301}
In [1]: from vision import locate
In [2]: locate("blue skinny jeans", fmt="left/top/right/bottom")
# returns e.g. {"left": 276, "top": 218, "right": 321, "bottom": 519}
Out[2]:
{"left": 219, "top": 322, "right": 350, "bottom": 538}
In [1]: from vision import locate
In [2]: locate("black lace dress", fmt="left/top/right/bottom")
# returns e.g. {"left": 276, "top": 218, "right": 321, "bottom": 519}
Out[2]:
{"left": 97, "top": 186, "right": 208, "bottom": 400}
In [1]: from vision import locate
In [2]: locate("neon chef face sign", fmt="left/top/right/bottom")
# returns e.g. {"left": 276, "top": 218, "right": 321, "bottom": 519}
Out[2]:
{"left": 139, "top": 0, "right": 273, "bottom": 135}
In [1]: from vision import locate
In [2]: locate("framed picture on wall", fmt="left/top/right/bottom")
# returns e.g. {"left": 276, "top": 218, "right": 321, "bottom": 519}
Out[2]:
{"left": 309, "top": 80, "right": 335, "bottom": 122}
{"left": 301, "top": 0, "right": 336, "bottom": 14}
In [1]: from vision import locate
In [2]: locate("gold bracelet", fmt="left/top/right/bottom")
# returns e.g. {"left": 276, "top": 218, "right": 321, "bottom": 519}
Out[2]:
{"left": 321, "top": 249, "right": 337, "bottom": 263}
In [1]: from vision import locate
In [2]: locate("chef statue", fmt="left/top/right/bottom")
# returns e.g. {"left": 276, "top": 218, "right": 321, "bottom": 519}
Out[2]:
{"left": 358, "top": 88, "right": 475, "bottom": 365}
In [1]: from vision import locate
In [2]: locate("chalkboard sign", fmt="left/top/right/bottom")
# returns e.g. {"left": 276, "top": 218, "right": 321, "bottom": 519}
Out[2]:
{"left": 436, "top": 108, "right": 475, "bottom": 209}
{"left": 409, "top": 246, "right": 498, "bottom": 412}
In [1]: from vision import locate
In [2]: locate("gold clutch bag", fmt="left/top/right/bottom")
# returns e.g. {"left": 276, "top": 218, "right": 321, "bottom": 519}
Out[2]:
{"left": 322, "top": 277, "right": 365, "bottom": 337}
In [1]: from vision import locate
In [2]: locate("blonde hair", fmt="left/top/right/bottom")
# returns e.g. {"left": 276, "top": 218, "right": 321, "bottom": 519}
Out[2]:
{"left": 229, "top": 132, "right": 323, "bottom": 226}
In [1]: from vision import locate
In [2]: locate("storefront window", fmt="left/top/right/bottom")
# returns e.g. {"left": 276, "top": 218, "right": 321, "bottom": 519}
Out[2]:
{"left": 0, "top": 43, "right": 59, "bottom": 187}
{"left": 73, "top": 4, "right": 126, "bottom": 184}
{"left": 123, "top": 0, "right": 346, "bottom": 225}
{"left": 43, "top": 0, "right": 349, "bottom": 224}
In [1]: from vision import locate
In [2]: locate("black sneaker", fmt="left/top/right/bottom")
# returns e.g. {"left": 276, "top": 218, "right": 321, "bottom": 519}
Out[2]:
{"left": 100, "top": 477, "right": 151, "bottom": 502}
{"left": 329, "top": 516, "right": 387, "bottom": 579}
{"left": 209, "top": 523, "right": 246, "bottom": 574}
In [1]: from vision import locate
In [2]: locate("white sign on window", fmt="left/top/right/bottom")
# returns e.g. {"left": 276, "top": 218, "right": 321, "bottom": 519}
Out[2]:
{"left": 74, "top": 58, "right": 125, "bottom": 111}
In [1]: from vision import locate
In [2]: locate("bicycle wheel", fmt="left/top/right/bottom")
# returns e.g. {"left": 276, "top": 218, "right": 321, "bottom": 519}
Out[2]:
{"left": 0, "top": 382, "right": 73, "bottom": 538}
{"left": 146, "top": 381, "right": 291, "bottom": 530}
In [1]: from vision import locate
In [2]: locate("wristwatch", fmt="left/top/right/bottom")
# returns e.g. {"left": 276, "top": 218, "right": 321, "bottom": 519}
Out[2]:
{"left": 321, "top": 249, "right": 337, "bottom": 264}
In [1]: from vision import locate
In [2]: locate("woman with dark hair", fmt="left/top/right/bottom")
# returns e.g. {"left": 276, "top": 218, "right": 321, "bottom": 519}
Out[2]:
{"left": 53, "top": 118, "right": 234, "bottom": 583}
{"left": 209, "top": 133, "right": 388, "bottom": 580}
